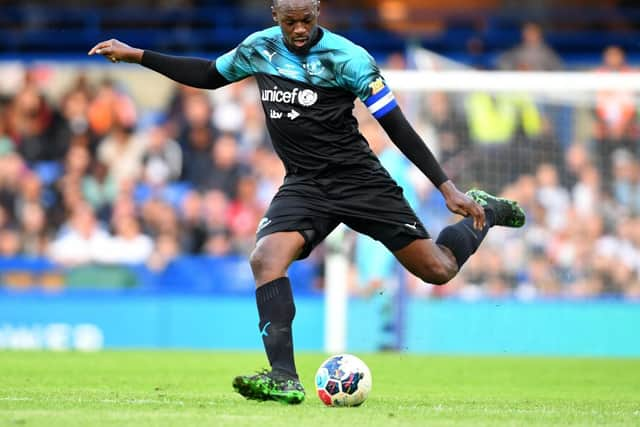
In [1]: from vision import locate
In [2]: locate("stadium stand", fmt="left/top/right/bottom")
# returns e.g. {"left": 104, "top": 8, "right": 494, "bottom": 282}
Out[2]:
{"left": 0, "top": 1, "right": 639, "bottom": 300}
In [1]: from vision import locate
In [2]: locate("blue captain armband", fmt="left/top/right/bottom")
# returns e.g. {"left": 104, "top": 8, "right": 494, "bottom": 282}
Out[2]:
{"left": 364, "top": 81, "right": 398, "bottom": 119}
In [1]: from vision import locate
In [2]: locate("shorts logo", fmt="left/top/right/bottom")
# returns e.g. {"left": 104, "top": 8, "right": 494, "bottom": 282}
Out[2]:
{"left": 298, "top": 89, "right": 318, "bottom": 107}
{"left": 257, "top": 217, "right": 272, "bottom": 232}
{"left": 369, "top": 78, "right": 385, "bottom": 95}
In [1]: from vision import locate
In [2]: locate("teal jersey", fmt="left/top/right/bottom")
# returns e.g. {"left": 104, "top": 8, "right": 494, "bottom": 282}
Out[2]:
{"left": 215, "top": 27, "right": 398, "bottom": 174}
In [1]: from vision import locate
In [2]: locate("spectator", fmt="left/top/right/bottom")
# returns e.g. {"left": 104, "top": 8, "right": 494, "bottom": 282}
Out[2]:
{"left": 50, "top": 86, "right": 94, "bottom": 161}
{"left": 58, "top": 144, "right": 92, "bottom": 191}
{"left": 211, "top": 79, "right": 247, "bottom": 134}
{"left": 96, "top": 116, "right": 147, "bottom": 186}
{"left": 103, "top": 215, "right": 153, "bottom": 264}
{"left": 227, "top": 174, "right": 262, "bottom": 255}
{"left": 176, "top": 91, "right": 215, "bottom": 147}
{"left": 82, "top": 161, "right": 118, "bottom": 218}
{"left": 8, "top": 83, "right": 55, "bottom": 163}
{"left": 497, "top": 22, "right": 563, "bottom": 71}
{"left": 204, "top": 229, "right": 233, "bottom": 257}
{"left": 141, "top": 198, "right": 180, "bottom": 238}
{"left": 572, "top": 166, "right": 601, "bottom": 218}
{"left": 179, "top": 191, "right": 207, "bottom": 254}
{"left": 593, "top": 46, "right": 637, "bottom": 182}
{"left": 18, "top": 203, "right": 48, "bottom": 256}
{"left": 87, "top": 79, "right": 137, "bottom": 138}
{"left": 0, "top": 152, "right": 28, "bottom": 223}
{"left": 48, "top": 204, "right": 111, "bottom": 266}
{"left": 202, "top": 189, "right": 232, "bottom": 246}
{"left": 140, "top": 121, "right": 183, "bottom": 186}
{"left": 13, "top": 173, "right": 45, "bottom": 220}
{"left": 147, "top": 232, "right": 180, "bottom": 272}
{"left": 202, "top": 133, "right": 250, "bottom": 198}
{"left": 237, "top": 97, "right": 270, "bottom": 159}
{"left": 180, "top": 93, "right": 216, "bottom": 188}
{"left": 563, "top": 142, "right": 593, "bottom": 189}
{"left": 422, "top": 91, "right": 469, "bottom": 165}
{"left": 252, "top": 148, "right": 285, "bottom": 209}
{"left": 535, "top": 163, "right": 571, "bottom": 231}
{"left": 0, "top": 228, "right": 21, "bottom": 257}
{"left": 610, "top": 148, "right": 640, "bottom": 215}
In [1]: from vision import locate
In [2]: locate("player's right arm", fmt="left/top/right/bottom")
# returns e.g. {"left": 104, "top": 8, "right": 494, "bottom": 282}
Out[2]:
{"left": 88, "top": 38, "right": 247, "bottom": 90}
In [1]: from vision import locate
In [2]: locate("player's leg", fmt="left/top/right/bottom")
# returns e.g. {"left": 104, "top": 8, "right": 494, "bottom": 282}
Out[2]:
{"left": 233, "top": 178, "right": 338, "bottom": 404}
{"left": 233, "top": 231, "right": 307, "bottom": 404}
{"left": 395, "top": 189, "right": 526, "bottom": 284}
{"left": 342, "top": 171, "right": 525, "bottom": 285}
{"left": 250, "top": 231, "right": 304, "bottom": 380}
{"left": 393, "top": 238, "right": 459, "bottom": 285}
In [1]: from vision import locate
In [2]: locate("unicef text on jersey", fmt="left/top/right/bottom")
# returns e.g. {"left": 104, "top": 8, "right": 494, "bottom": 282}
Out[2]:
{"left": 261, "top": 86, "right": 318, "bottom": 107}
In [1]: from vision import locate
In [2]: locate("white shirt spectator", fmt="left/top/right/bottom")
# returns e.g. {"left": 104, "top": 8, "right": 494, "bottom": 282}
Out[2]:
{"left": 99, "top": 215, "right": 153, "bottom": 264}
{"left": 48, "top": 205, "right": 112, "bottom": 266}
{"left": 97, "top": 127, "right": 147, "bottom": 186}
{"left": 101, "top": 234, "right": 153, "bottom": 265}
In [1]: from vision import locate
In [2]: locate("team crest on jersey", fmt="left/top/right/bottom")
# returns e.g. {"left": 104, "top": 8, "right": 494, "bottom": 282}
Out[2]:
{"left": 304, "top": 59, "right": 325, "bottom": 76}
{"left": 298, "top": 89, "right": 318, "bottom": 107}
{"left": 369, "top": 78, "right": 385, "bottom": 95}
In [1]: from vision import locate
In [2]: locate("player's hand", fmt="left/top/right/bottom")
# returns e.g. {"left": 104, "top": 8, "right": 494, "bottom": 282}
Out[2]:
{"left": 88, "top": 39, "right": 143, "bottom": 64}
{"left": 439, "top": 181, "right": 486, "bottom": 230}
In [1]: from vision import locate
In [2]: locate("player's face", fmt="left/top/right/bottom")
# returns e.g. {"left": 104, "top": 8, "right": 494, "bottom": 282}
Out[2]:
{"left": 272, "top": 0, "right": 320, "bottom": 54}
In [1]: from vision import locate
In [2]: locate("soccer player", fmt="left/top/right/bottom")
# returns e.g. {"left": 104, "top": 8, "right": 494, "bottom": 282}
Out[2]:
{"left": 89, "top": 0, "right": 525, "bottom": 404}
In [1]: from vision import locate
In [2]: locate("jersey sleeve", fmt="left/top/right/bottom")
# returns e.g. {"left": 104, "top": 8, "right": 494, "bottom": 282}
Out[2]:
{"left": 341, "top": 47, "right": 399, "bottom": 119}
{"left": 215, "top": 32, "right": 262, "bottom": 82}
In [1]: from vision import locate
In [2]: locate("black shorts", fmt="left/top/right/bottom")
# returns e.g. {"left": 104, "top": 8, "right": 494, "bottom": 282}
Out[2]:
{"left": 256, "top": 166, "right": 430, "bottom": 259}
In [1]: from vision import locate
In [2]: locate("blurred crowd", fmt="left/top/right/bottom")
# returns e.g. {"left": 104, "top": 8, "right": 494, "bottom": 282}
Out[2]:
{"left": 350, "top": 34, "right": 640, "bottom": 302}
{"left": 0, "top": 29, "right": 639, "bottom": 300}
{"left": 0, "top": 68, "right": 282, "bottom": 272}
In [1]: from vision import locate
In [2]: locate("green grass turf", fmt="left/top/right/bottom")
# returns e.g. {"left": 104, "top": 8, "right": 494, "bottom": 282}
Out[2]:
{"left": 0, "top": 352, "right": 639, "bottom": 426}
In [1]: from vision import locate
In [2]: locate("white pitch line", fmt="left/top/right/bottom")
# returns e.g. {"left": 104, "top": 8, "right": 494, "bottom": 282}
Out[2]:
{"left": 0, "top": 396, "right": 184, "bottom": 406}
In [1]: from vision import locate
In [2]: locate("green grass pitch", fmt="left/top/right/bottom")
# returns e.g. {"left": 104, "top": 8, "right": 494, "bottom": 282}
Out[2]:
{"left": 0, "top": 351, "right": 639, "bottom": 426}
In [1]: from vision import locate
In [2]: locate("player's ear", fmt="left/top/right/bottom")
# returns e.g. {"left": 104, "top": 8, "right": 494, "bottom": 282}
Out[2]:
{"left": 271, "top": 5, "right": 278, "bottom": 22}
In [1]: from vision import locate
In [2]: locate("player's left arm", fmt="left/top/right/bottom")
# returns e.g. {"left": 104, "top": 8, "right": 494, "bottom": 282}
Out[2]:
{"left": 345, "top": 51, "right": 484, "bottom": 228}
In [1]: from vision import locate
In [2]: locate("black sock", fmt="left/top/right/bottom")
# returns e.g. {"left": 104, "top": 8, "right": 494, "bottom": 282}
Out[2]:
{"left": 256, "top": 277, "right": 297, "bottom": 379}
{"left": 435, "top": 212, "right": 493, "bottom": 269}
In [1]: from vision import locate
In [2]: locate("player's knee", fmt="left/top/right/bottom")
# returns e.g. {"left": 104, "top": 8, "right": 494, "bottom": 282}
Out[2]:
{"left": 419, "top": 258, "right": 457, "bottom": 285}
{"left": 249, "top": 246, "right": 269, "bottom": 275}
{"left": 249, "top": 245, "right": 284, "bottom": 280}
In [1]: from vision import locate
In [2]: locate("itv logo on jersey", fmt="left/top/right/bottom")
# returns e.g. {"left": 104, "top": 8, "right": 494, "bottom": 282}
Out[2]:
{"left": 261, "top": 86, "right": 318, "bottom": 107}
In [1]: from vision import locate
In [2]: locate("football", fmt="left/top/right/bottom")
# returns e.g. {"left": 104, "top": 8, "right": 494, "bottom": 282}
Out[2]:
{"left": 315, "top": 354, "right": 372, "bottom": 407}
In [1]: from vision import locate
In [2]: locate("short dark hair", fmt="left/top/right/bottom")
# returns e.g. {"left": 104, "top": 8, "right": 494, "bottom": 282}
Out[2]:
{"left": 272, "top": 0, "right": 319, "bottom": 9}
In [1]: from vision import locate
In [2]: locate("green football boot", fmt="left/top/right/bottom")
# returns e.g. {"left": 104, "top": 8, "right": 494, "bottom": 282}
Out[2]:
{"left": 232, "top": 370, "right": 305, "bottom": 404}
{"left": 466, "top": 189, "right": 526, "bottom": 228}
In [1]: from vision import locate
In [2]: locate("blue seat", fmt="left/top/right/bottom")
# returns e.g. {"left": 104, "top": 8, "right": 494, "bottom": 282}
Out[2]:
{"left": 33, "top": 161, "right": 63, "bottom": 186}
